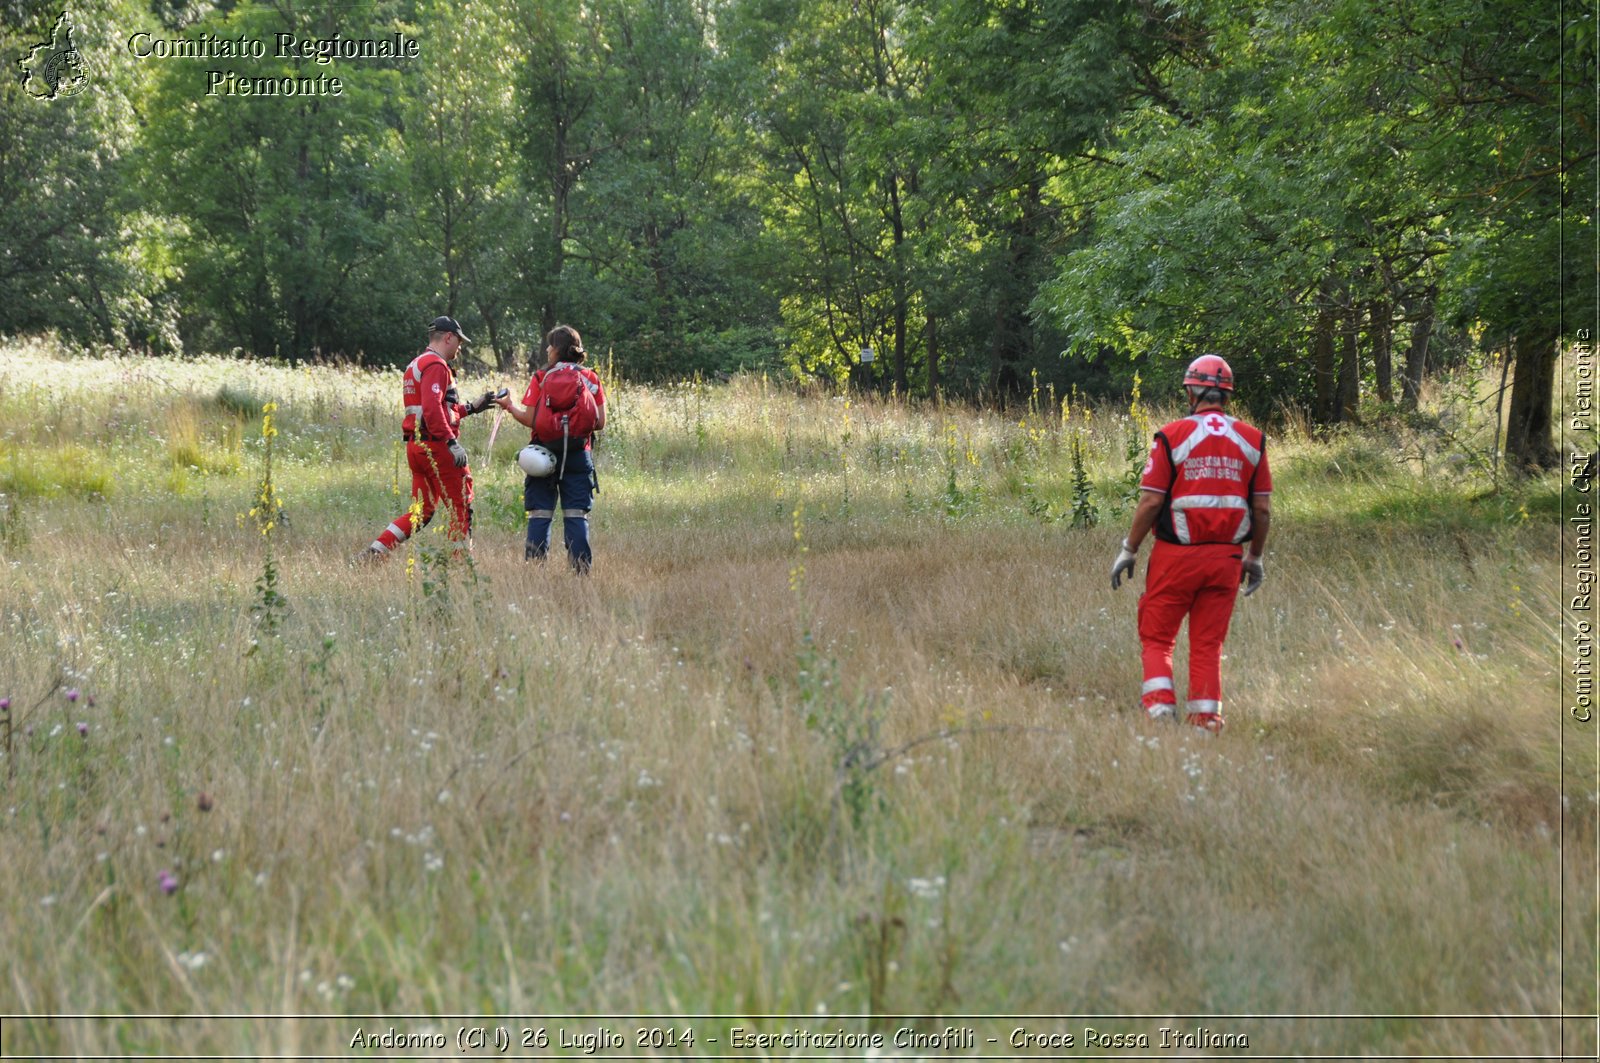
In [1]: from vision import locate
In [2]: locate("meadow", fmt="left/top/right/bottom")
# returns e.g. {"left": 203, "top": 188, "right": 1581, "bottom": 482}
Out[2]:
{"left": 0, "top": 337, "right": 1592, "bottom": 1058}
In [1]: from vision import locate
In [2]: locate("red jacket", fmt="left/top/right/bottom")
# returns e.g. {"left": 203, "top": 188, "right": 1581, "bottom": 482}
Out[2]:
{"left": 1139, "top": 410, "right": 1272, "bottom": 545}
{"left": 401, "top": 349, "right": 466, "bottom": 441}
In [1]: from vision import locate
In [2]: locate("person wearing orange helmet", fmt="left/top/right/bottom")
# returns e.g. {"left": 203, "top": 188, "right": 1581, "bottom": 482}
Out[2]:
{"left": 1110, "top": 354, "right": 1272, "bottom": 734}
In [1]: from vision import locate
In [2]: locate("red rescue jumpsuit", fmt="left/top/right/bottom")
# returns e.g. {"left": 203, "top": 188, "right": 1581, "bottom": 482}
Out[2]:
{"left": 373, "top": 349, "right": 473, "bottom": 552}
{"left": 1137, "top": 410, "right": 1272, "bottom": 723}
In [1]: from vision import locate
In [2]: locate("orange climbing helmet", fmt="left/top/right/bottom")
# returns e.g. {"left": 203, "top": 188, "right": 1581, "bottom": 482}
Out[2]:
{"left": 1183, "top": 354, "right": 1234, "bottom": 393}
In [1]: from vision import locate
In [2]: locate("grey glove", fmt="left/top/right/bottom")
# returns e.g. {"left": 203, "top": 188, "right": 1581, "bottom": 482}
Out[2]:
{"left": 447, "top": 439, "right": 469, "bottom": 468}
{"left": 1241, "top": 552, "right": 1265, "bottom": 597}
{"left": 1110, "top": 539, "right": 1138, "bottom": 590}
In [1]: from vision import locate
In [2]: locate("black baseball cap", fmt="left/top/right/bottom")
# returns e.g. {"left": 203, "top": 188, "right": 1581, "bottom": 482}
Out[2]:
{"left": 428, "top": 315, "right": 471, "bottom": 343}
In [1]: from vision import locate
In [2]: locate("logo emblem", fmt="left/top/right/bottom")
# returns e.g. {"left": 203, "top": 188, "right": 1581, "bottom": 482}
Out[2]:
{"left": 20, "top": 11, "right": 88, "bottom": 100}
{"left": 1203, "top": 414, "right": 1227, "bottom": 435}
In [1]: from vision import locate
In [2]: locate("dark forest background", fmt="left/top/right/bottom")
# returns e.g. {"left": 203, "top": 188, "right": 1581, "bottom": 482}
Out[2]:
{"left": 2, "top": 0, "right": 1592, "bottom": 469}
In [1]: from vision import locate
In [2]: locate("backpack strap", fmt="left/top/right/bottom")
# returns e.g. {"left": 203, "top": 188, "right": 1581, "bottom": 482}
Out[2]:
{"left": 1248, "top": 433, "right": 1265, "bottom": 494}
{"left": 559, "top": 414, "right": 570, "bottom": 482}
{"left": 1151, "top": 430, "right": 1180, "bottom": 544}
{"left": 1238, "top": 432, "right": 1266, "bottom": 544}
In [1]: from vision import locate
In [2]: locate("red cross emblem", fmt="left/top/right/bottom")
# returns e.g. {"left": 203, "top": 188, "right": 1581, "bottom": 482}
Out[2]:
{"left": 1204, "top": 414, "right": 1226, "bottom": 434}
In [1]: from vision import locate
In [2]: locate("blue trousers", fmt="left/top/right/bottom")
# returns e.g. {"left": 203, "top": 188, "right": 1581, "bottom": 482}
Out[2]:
{"left": 523, "top": 449, "right": 595, "bottom": 572}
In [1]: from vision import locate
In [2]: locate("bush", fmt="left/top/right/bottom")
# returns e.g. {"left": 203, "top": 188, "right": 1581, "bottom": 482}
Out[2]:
{"left": 214, "top": 383, "right": 271, "bottom": 419}
{"left": 620, "top": 326, "right": 780, "bottom": 382}
{"left": 1282, "top": 429, "right": 1396, "bottom": 482}
{"left": 0, "top": 444, "right": 114, "bottom": 498}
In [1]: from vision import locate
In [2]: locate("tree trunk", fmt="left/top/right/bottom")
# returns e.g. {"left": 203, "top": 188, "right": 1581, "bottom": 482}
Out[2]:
{"left": 467, "top": 251, "right": 515, "bottom": 372}
{"left": 542, "top": 76, "right": 571, "bottom": 339}
{"left": 1400, "top": 285, "right": 1436, "bottom": 410}
{"left": 887, "top": 171, "right": 909, "bottom": 395}
{"left": 644, "top": 216, "right": 671, "bottom": 337}
{"left": 1504, "top": 326, "right": 1559, "bottom": 474}
{"left": 924, "top": 310, "right": 939, "bottom": 398}
{"left": 478, "top": 302, "right": 514, "bottom": 373}
{"left": 442, "top": 191, "right": 458, "bottom": 319}
{"left": 1337, "top": 295, "right": 1361, "bottom": 423}
{"left": 891, "top": 300, "right": 907, "bottom": 397}
{"left": 545, "top": 162, "right": 567, "bottom": 338}
{"left": 1312, "top": 287, "right": 1337, "bottom": 424}
{"left": 1371, "top": 300, "right": 1393, "bottom": 405}
{"left": 989, "top": 304, "right": 1006, "bottom": 401}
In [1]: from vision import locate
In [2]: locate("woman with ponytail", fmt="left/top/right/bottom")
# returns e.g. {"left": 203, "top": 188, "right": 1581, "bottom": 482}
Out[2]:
{"left": 495, "top": 324, "right": 607, "bottom": 571}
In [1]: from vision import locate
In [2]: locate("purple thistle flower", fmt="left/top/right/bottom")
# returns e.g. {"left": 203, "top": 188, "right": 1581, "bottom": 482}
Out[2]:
{"left": 76, "top": 722, "right": 88, "bottom": 738}
{"left": 65, "top": 688, "right": 80, "bottom": 703}
{"left": 158, "top": 870, "right": 179, "bottom": 895}
{"left": 0, "top": 697, "right": 10, "bottom": 711}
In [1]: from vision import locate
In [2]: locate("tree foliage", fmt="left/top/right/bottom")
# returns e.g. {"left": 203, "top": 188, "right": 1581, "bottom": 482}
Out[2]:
{"left": 0, "top": 0, "right": 1589, "bottom": 464}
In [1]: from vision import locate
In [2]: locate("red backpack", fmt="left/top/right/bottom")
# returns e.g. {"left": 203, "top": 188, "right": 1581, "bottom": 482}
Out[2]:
{"left": 531, "top": 363, "right": 600, "bottom": 445}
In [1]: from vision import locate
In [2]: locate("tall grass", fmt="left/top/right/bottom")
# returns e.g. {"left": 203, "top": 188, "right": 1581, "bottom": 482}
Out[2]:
{"left": 0, "top": 339, "right": 1589, "bottom": 1058}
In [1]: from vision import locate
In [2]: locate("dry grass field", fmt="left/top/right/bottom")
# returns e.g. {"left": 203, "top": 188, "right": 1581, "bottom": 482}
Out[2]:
{"left": 0, "top": 338, "right": 1593, "bottom": 1058}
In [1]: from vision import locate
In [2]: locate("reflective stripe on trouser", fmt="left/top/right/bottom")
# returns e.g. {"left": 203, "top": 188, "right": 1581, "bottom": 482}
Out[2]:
{"left": 523, "top": 459, "right": 595, "bottom": 570}
{"left": 1137, "top": 540, "right": 1241, "bottom": 715}
{"left": 524, "top": 512, "right": 591, "bottom": 570}
{"left": 1141, "top": 675, "right": 1176, "bottom": 712}
{"left": 375, "top": 441, "right": 473, "bottom": 550}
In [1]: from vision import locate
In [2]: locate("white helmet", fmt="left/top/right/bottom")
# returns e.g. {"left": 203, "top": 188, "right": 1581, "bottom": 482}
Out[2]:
{"left": 517, "top": 444, "right": 558, "bottom": 477}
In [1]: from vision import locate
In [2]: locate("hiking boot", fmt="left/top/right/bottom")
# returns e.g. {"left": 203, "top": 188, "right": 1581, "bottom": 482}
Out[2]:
{"left": 1185, "top": 712, "right": 1224, "bottom": 735}
{"left": 1145, "top": 704, "right": 1178, "bottom": 723}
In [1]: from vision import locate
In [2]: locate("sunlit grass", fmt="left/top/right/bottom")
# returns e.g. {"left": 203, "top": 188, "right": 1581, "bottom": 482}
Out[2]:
{"left": 0, "top": 442, "right": 115, "bottom": 499}
{"left": 0, "top": 339, "right": 1589, "bottom": 1058}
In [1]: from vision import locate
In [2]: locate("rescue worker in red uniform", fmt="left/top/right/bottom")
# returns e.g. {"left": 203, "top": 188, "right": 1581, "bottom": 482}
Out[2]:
{"left": 1110, "top": 355, "right": 1272, "bottom": 734}
{"left": 494, "top": 325, "right": 607, "bottom": 572}
{"left": 360, "top": 316, "right": 497, "bottom": 560}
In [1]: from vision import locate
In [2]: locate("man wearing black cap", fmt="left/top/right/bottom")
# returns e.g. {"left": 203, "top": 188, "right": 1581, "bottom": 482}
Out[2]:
{"left": 360, "top": 316, "right": 497, "bottom": 559}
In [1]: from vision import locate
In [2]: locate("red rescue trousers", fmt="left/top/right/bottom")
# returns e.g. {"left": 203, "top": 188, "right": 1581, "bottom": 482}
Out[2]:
{"left": 1138, "top": 540, "right": 1242, "bottom": 717}
{"left": 375, "top": 441, "right": 473, "bottom": 551}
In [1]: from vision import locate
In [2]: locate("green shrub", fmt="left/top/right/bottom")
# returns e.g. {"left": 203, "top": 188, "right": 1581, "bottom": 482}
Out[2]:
{"left": 0, "top": 444, "right": 114, "bottom": 498}
{"left": 214, "top": 383, "right": 271, "bottom": 419}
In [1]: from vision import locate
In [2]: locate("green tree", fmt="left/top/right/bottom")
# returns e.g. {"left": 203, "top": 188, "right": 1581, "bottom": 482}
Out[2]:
{"left": 1035, "top": 0, "right": 1591, "bottom": 453}
{"left": 401, "top": 0, "right": 527, "bottom": 370}
{"left": 504, "top": 0, "right": 628, "bottom": 345}
{"left": 0, "top": 0, "right": 175, "bottom": 349}
{"left": 557, "top": 0, "right": 774, "bottom": 378}
{"left": 137, "top": 0, "right": 419, "bottom": 361}
{"left": 1420, "top": 0, "right": 1594, "bottom": 471}
{"left": 925, "top": 0, "right": 1179, "bottom": 397}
